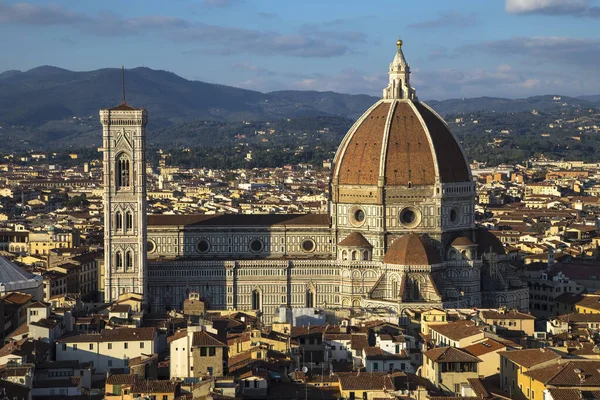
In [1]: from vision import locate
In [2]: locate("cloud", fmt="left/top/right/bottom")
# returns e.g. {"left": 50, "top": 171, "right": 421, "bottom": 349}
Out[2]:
{"left": 505, "top": 0, "right": 600, "bottom": 16}
{"left": 0, "top": 1, "right": 361, "bottom": 58}
{"left": 466, "top": 36, "right": 600, "bottom": 68}
{"left": 0, "top": 2, "right": 89, "bottom": 25}
{"left": 408, "top": 11, "right": 478, "bottom": 29}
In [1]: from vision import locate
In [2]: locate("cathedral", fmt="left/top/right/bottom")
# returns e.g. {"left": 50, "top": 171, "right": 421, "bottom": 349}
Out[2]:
{"left": 101, "top": 39, "right": 528, "bottom": 323}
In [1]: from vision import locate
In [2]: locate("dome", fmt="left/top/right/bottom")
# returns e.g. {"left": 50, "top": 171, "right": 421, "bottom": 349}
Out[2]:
{"left": 338, "top": 232, "right": 373, "bottom": 248}
{"left": 475, "top": 228, "right": 506, "bottom": 256}
{"left": 331, "top": 39, "right": 471, "bottom": 205}
{"left": 333, "top": 99, "right": 470, "bottom": 188}
{"left": 384, "top": 234, "right": 441, "bottom": 265}
{"left": 451, "top": 236, "right": 476, "bottom": 247}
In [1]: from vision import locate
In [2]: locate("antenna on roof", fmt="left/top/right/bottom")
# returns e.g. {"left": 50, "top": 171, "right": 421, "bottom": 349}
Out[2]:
{"left": 121, "top": 65, "right": 126, "bottom": 104}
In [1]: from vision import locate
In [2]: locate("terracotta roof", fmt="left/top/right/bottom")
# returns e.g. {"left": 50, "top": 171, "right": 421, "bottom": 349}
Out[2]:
{"left": 148, "top": 213, "right": 330, "bottom": 227}
{"left": 498, "top": 348, "right": 561, "bottom": 368}
{"left": 423, "top": 346, "right": 481, "bottom": 363}
{"left": 463, "top": 339, "right": 506, "bottom": 357}
{"left": 576, "top": 296, "right": 600, "bottom": 312}
{"left": 414, "top": 102, "right": 470, "bottom": 183}
{"left": 384, "top": 234, "right": 441, "bottom": 265}
{"left": 106, "top": 374, "right": 138, "bottom": 385}
{"left": 333, "top": 100, "right": 470, "bottom": 187}
{"left": 1, "top": 291, "right": 32, "bottom": 305}
{"left": 167, "top": 329, "right": 188, "bottom": 344}
{"left": 350, "top": 334, "right": 369, "bottom": 351}
{"left": 131, "top": 380, "right": 179, "bottom": 394}
{"left": 192, "top": 330, "right": 227, "bottom": 347}
{"left": 428, "top": 320, "right": 482, "bottom": 341}
{"left": 338, "top": 232, "right": 373, "bottom": 248}
{"left": 336, "top": 372, "right": 395, "bottom": 391}
{"left": 336, "top": 102, "right": 390, "bottom": 185}
{"left": 108, "top": 102, "right": 140, "bottom": 111}
{"left": 524, "top": 361, "right": 600, "bottom": 386}
{"left": 480, "top": 310, "right": 536, "bottom": 320}
{"left": 548, "top": 389, "right": 600, "bottom": 400}
{"left": 57, "top": 327, "right": 156, "bottom": 343}
{"left": 451, "top": 236, "right": 475, "bottom": 247}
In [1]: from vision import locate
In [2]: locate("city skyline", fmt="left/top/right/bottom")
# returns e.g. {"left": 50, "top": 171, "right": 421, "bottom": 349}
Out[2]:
{"left": 1, "top": 0, "right": 600, "bottom": 99}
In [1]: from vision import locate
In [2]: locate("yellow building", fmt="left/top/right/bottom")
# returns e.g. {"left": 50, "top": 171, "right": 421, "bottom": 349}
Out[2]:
{"left": 522, "top": 360, "right": 600, "bottom": 400}
{"left": 28, "top": 229, "right": 81, "bottom": 256}
{"left": 228, "top": 328, "right": 294, "bottom": 357}
{"left": 418, "top": 308, "right": 449, "bottom": 335}
{"left": 422, "top": 346, "right": 481, "bottom": 395}
{"left": 499, "top": 348, "right": 561, "bottom": 399}
{"left": 480, "top": 309, "right": 536, "bottom": 336}
{"left": 429, "top": 320, "right": 484, "bottom": 348}
{"left": 575, "top": 294, "right": 600, "bottom": 314}
{"left": 105, "top": 374, "right": 180, "bottom": 400}
{"left": 463, "top": 338, "right": 507, "bottom": 377}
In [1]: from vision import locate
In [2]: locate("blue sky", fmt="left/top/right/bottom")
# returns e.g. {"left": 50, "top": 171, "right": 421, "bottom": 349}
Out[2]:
{"left": 1, "top": 0, "right": 599, "bottom": 99}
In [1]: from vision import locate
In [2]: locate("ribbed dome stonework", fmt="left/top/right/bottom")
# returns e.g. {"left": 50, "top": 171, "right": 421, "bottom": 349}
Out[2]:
{"left": 384, "top": 234, "right": 441, "bottom": 265}
{"left": 333, "top": 99, "right": 470, "bottom": 188}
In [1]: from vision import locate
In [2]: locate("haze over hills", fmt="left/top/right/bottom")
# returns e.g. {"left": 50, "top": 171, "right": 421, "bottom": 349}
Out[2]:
{"left": 0, "top": 65, "right": 599, "bottom": 150}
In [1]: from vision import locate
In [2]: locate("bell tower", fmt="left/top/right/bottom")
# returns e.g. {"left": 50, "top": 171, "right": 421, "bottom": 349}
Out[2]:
{"left": 100, "top": 75, "right": 148, "bottom": 303}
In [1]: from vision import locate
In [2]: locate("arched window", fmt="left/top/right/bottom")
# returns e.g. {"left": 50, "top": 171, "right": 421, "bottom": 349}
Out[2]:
{"left": 115, "top": 251, "right": 123, "bottom": 270}
{"left": 342, "top": 250, "right": 348, "bottom": 261}
{"left": 351, "top": 251, "right": 357, "bottom": 261}
{"left": 125, "top": 250, "right": 133, "bottom": 270}
{"left": 412, "top": 280, "right": 420, "bottom": 301}
{"left": 116, "top": 154, "right": 131, "bottom": 188}
{"left": 115, "top": 211, "right": 123, "bottom": 231}
{"left": 125, "top": 211, "right": 133, "bottom": 231}
{"left": 306, "top": 290, "right": 315, "bottom": 308}
{"left": 251, "top": 289, "right": 261, "bottom": 310}
{"left": 392, "top": 280, "right": 398, "bottom": 298}
{"left": 363, "top": 250, "right": 369, "bottom": 261}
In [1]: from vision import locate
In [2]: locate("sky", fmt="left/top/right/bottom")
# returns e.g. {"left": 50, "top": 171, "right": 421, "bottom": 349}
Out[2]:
{"left": 1, "top": 0, "right": 600, "bottom": 100}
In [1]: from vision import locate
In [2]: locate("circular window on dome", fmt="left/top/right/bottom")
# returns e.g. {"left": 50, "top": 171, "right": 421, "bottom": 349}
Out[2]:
{"left": 196, "top": 239, "right": 210, "bottom": 253}
{"left": 349, "top": 206, "right": 366, "bottom": 227}
{"left": 450, "top": 206, "right": 462, "bottom": 226}
{"left": 302, "top": 239, "right": 316, "bottom": 253}
{"left": 249, "top": 238, "right": 263, "bottom": 252}
{"left": 399, "top": 206, "right": 422, "bottom": 228}
{"left": 147, "top": 240, "right": 156, "bottom": 254}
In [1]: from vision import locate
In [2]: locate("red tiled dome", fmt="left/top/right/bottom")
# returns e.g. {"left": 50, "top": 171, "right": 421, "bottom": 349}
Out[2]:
{"left": 384, "top": 234, "right": 441, "bottom": 265}
{"left": 332, "top": 99, "right": 470, "bottom": 188}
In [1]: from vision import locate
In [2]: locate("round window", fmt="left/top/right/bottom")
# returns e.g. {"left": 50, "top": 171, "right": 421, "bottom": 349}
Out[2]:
{"left": 147, "top": 240, "right": 156, "bottom": 253}
{"left": 399, "top": 207, "right": 421, "bottom": 228}
{"left": 355, "top": 209, "right": 365, "bottom": 222}
{"left": 249, "top": 239, "right": 263, "bottom": 252}
{"left": 450, "top": 206, "right": 461, "bottom": 226}
{"left": 302, "top": 239, "right": 316, "bottom": 252}
{"left": 349, "top": 206, "right": 367, "bottom": 227}
{"left": 196, "top": 239, "right": 210, "bottom": 253}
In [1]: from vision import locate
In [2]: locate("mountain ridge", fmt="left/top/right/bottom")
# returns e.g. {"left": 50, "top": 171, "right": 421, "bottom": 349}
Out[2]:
{"left": 0, "top": 65, "right": 598, "bottom": 151}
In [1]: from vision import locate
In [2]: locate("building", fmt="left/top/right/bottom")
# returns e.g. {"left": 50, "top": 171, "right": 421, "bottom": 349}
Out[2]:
{"left": 168, "top": 325, "right": 227, "bottom": 379}
{"left": 422, "top": 346, "right": 481, "bottom": 395}
{"left": 55, "top": 327, "right": 158, "bottom": 373}
{"left": 101, "top": 39, "right": 528, "bottom": 322}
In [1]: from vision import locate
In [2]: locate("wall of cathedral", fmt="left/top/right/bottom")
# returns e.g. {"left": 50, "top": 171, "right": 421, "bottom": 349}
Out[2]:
{"left": 147, "top": 226, "right": 334, "bottom": 260}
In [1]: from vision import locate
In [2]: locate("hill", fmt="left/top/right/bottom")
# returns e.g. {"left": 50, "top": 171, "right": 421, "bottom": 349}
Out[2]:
{"left": 0, "top": 65, "right": 599, "bottom": 151}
